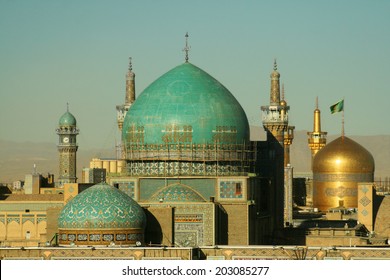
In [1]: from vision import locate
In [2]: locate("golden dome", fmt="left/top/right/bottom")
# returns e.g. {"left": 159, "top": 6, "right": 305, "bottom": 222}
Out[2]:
{"left": 313, "top": 136, "right": 375, "bottom": 174}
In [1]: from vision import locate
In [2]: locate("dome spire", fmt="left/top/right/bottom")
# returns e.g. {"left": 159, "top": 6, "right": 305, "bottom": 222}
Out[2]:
{"left": 66, "top": 102, "right": 69, "bottom": 112}
{"left": 274, "top": 58, "right": 277, "bottom": 71}
{"left": 183, "top": 32, "right": 190, "bottom": 63}
{"left": 128, "top": 56, "right": 133, "bottom": 72}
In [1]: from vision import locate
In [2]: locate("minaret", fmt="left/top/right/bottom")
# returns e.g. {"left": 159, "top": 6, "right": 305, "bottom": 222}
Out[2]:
{"left": 307, "top": 97, "right": 327, "bottom": 167}
{"left": 56, "top": 104, "right": 79, "bottom": 186}
{"left": 117, "top": 57, "right": 136, "bottom": 131}
{"left": 116, "top": 57, "right": 136, "bottom": 160}
{"left": 281, "top": 85, "right": 295, "bottom": 167}
{"left": 261, "top": 60, "right": 294, "bottom": 166}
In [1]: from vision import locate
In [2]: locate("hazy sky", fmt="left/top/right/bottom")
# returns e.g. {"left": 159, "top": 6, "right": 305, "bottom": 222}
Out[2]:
{"left": 1, "top": 0, "right": 390, "bottom": 151}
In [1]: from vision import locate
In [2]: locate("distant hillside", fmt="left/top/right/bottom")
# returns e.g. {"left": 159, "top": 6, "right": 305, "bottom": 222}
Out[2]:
{"left": 250, "top": 126, "right": 390, "bottom": 179}
{"left": 0, "top": 140, "right": 115, "bottom": 183}
{"left": 1, "top": 128, "right": 389, "bottom": 183}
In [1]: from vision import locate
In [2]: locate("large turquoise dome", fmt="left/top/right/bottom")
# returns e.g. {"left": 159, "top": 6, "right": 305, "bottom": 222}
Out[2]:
{"left": 58, "top": 182, "right": 146, "bottom": 245}
{"left": 122, "top": 62, "right": 249, "bottom": 146}
{"left": 59, "top": 111, "right": 77, "bottom": 126}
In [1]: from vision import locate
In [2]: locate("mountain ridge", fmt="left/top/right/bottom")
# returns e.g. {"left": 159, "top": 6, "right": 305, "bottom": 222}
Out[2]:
{"left": 1, "top": 127, "right": 389, "bottom": 183}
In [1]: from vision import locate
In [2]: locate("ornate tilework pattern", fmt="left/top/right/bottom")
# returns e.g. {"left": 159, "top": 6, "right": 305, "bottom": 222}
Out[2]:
{"left": 149, "top": 184, "right": 206, "bottom": 202}
{"left": 126, "top": 161, "right": 241, "bottom": 176}
{"left": 112, "top": 181, "right": 135, "bottom": 199}
{"left": 7, "top": 216, "right": 20, "bottom": 224}
{"left": 314, "top": 173, "right": 373, "bottom": 183}
{"left": 174, "top": 204, "right": 214, "bottom": 246}
{"left": 359, "top": 196, "right": 371, "bottom": 207}
{"left": 219, "top": 180, "right": 244, "bottom": 199}
{"left": 139, "top": 178, "right": 216, "bottom": 201}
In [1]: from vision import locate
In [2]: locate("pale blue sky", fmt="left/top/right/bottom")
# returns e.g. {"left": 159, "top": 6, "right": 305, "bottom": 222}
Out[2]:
{"left": 1, "top": 0, "right": 390, "bottom": 151}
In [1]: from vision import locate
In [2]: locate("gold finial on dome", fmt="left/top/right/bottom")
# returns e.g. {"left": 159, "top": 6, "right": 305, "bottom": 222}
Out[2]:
{"left": 313, "top": 97, "right": 321, "bottom": 133}
{"left": 183, "top": 32, "right": 191, "bottom": 63}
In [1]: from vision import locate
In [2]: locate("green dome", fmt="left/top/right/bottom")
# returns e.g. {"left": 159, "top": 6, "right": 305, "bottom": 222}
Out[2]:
{"left": 58, "top": 182, "right": 146, "bottom": 230}
{"left": 122, "top": 62, "right": 249, "bottom": 146}
{"left": 59, "top": 111, "right": 77, "bottom": 126}
{"left": 149, "top": 183, "right": 206, "bottom": 202}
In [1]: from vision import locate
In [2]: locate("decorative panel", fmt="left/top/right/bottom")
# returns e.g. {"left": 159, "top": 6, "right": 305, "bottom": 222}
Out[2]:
{"left": 218, "top": 179, "right": 246, "bottom": 199}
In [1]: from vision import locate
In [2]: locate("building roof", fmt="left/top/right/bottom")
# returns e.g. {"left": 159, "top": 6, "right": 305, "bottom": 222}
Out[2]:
{"left": 57, "top": 182, "right": 146, "bottom": 230}
{"left": 122, "top": 62, "right": 249, "bottom": 146}
{"left": 2, "top": 194, "right": 64, "bottom": 202}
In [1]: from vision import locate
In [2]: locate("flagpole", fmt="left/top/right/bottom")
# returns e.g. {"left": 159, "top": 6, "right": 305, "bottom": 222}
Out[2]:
{"left": 341, "top": 97, "right": 345, "bottom": 138}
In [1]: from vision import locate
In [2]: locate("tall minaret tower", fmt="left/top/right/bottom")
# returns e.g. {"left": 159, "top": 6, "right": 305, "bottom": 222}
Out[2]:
{"left": 116, "top": 57, "right": 136, "bottom": 132}
{"left": 56, "top": 105, "right": 79, "bottom": 186}
{"left": 261, "top": 60, "right": 294, "bottom": 166}
{"left": 116, "top": 57, "right": 136, "bottom": 159}
{"left": 307, "top": 97, "right": 327, "bottom": 166}
{"left": 281, "top": 85, "right": 295, "bottom": 167}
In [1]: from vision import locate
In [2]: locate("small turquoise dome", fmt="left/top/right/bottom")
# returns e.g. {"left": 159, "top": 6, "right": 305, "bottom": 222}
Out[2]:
{"left": 122, "top": 62, "right": 249, "bottom": 146}
{"left": 149, "top": 183, "right": 206, "bottom": 202}
{"left": 58, "top": 182, "right": 146, "bottom": 230}
{"left": 59, "top": 111, "right": 77, "bottom": 126}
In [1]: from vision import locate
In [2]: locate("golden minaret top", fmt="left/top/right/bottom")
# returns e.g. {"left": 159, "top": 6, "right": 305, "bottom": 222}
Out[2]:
{"left": 307, "top": 97, "right": 327, "bottom": 162}
{"left": 270, "top": 58, "right": 281, "bottom": 105}
{"left": 313, "top": 96, "right": 321, "bottom": 133}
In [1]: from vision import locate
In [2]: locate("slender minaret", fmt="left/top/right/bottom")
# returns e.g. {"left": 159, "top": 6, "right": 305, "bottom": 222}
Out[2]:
{"left": 116, "top": 57, "right": 136, "bottom": 160}
{"left": 281, "top": 85, "right": 295, "bottom": 167}
{"left": 307, "top": 97, "right": 327, "bottom": 167}
{"left": 56, "top": 104, "right": 79, "bottom": 186}
{"left": 261, "top": 60, "right": 294, "bottom": 166}
{"left": 116, "top": 57, "right": 136, "bottom": 131}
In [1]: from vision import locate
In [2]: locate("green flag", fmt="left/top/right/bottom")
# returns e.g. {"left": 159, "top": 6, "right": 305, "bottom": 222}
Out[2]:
{"left": 330, "top": 99, "right": 344, "bottom": 114}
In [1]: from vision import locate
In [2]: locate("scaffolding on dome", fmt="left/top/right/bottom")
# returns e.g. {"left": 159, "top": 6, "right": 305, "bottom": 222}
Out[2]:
{"left": 122, "top": 142, "right": 257, "bottom": 177}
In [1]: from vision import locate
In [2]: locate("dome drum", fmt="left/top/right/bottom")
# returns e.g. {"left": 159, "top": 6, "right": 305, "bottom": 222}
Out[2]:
{"left": 126, "top": 161, "right": 245, "bottom": 177}
{"left": 58, "top": 229, "right": 144, "bottom": 246}
{"left": 123, "top": 143, "right": 256, "bottom": 162}
{"left": 313, "top": 181, "right": 360, "bottom": 211}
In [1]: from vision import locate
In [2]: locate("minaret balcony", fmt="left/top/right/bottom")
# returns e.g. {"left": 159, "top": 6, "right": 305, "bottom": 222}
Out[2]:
{"left": 56, "top": 128, "right": 79, "bottom": 135}
{"left": 307, "top": 132, "right": 327, "bottom": 140}
{"left": 261, "top": 108, "right": 289, "bottom": 123}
